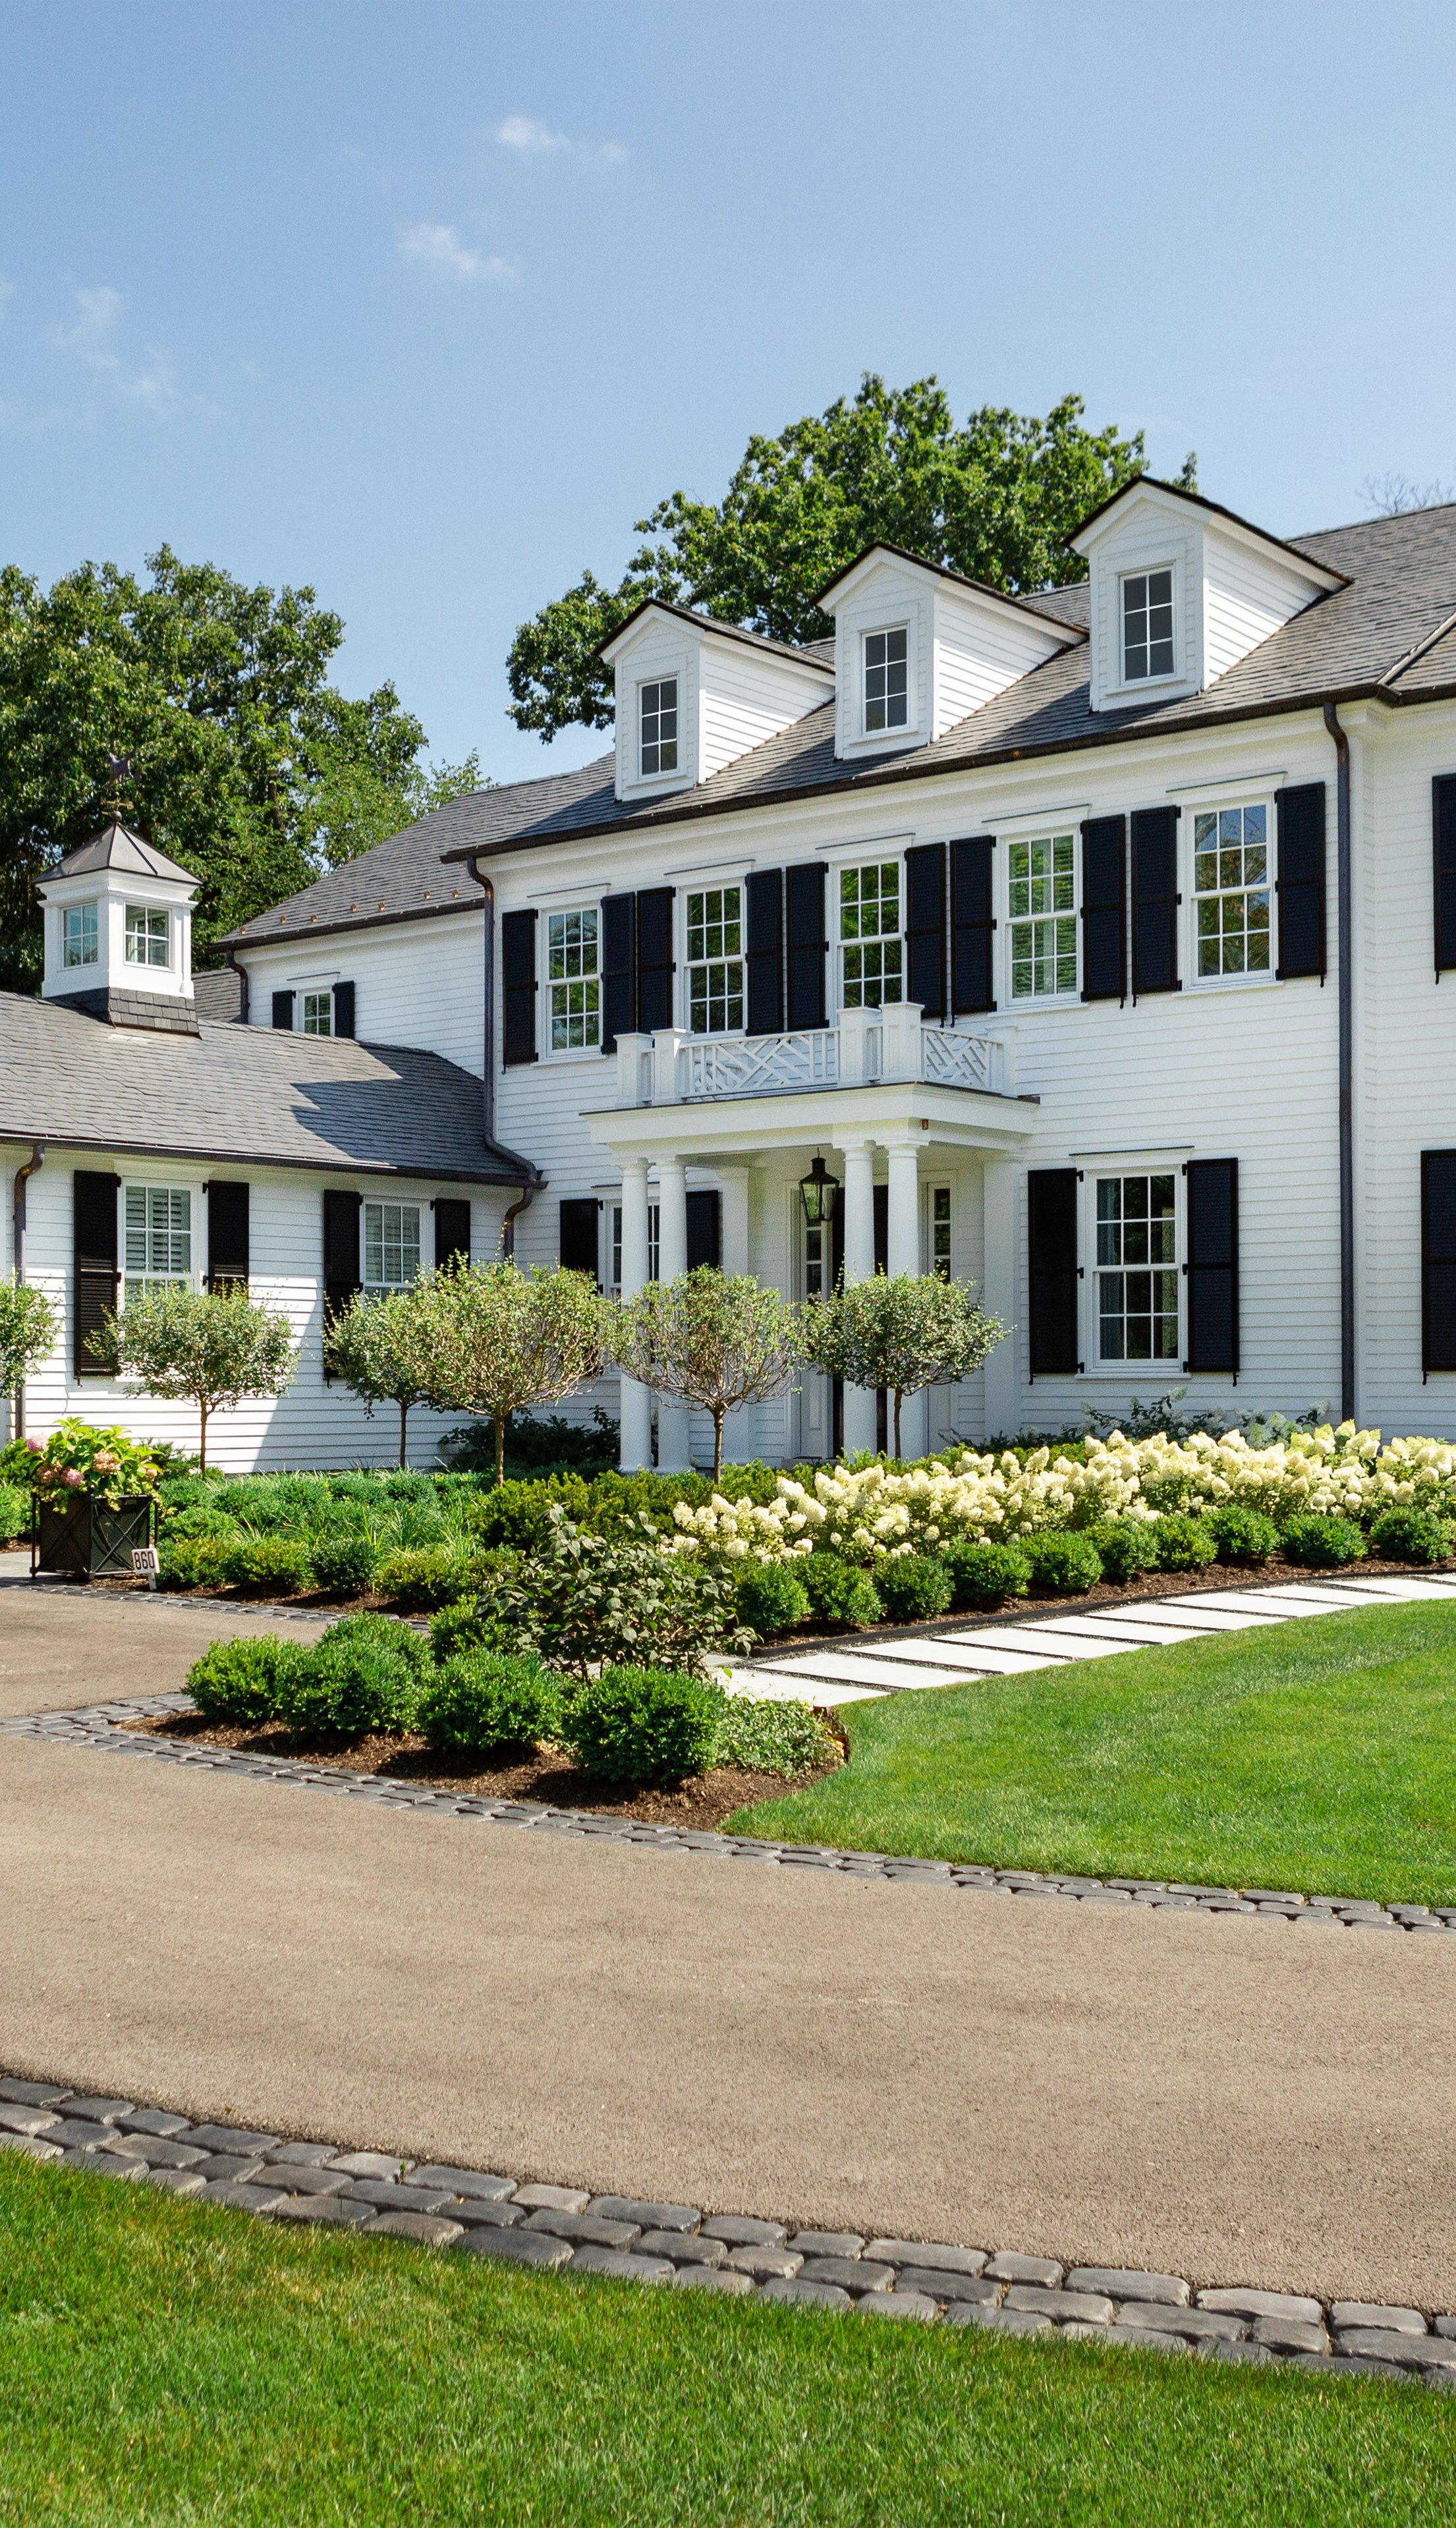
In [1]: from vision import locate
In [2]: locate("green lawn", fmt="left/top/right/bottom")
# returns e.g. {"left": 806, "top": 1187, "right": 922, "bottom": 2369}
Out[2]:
{"left": 732, "top": 1602, "right": 1456, "bottom": 1905}
{"left": 1, "top": 2160, "right": 1451, "bottom": 2527}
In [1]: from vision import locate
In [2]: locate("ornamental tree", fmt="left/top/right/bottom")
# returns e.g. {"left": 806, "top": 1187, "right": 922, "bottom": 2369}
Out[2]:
{"left": 804, "top": 1272, "right": 1005, "bottom": 1460}
{"left": 324, "top": 1279, "right": 443, "bottom": 1467}
{"left": 94, "top": 1281, "right": 297, "bottom": 1471}
{"left": 419, "top": 1261, "right": 608, "bottom": 1486}
{"left": 610, "top": 1268, "right": 807, "bottom": 1486}
{"left": 0, "top": 1278, "right": 56, "bottom": 1422}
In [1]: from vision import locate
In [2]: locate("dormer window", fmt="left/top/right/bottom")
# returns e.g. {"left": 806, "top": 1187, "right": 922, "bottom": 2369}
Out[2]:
{"left": 125, "top": 905, "right": 169, "bottom": 968}
{"left": 640, "top": 678, "right": 679, "bottom": 777}
{"left": 864, "top": 628, "right": 909, "bottom": 733}
{"left": 1121, "top": 569, "right": 1175, "bottom": 683}
{"left": 63, "top": 905, "right": 98, "bottom": 967}
{"left": 302, "top": 990, "right": 333, "bottom": 1036}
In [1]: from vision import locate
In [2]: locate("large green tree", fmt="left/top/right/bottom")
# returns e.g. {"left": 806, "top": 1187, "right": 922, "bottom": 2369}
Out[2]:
{"left": 507, "top": 378, "right": 1195, "bottom": 739}
{"left": 0, "top": 546, "right": 484, "bottom": 992}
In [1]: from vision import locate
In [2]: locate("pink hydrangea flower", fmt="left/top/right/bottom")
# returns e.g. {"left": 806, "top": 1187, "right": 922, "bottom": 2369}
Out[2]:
{"left": 61, "top": 1467, "right": 84, "bottom": 1490}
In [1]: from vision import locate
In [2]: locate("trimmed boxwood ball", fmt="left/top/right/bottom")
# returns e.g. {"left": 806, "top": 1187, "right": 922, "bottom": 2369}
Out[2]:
{"left": 942, "top": 1538, "right": 1032, "bottom": 1610}
{"left": 376, "top": 1545, "right": 478, "bottom": 1611}
{"left": 430, "top": 1596, "right": 500, "bottom": 1662}
{"left": 1023, "top": 1532, "right": 1104, "bottom": 1594}
{"left": 874, "top": 1552, "right": 953, "bottom": 1623}
{"left": 800, "top": 1554, "right": 882, "bottom": 1627}
{"left": 1280, "top": 1513, "right": 1365, "bottom": 1569}
{"left": 276, "top": 1612, "right": 432, "bottom": 1739}
{"left": 418, "top": 1652, "right": 559, "bottom": 1756}
{"left": 223, "top": 1534, "right": 313, "bottom": 1594}
{"left": 1086, "top": 1520, "right": 1160, "bottom": 1585}
{"left": 562, "top": 1664, "right": 725, "bottom": 1787}
{"left": 1149, "top": 1513, "right": 1218, "bottom": 1572}
{"left": 161, "top": 1531, "right": 237, "bottom": 1590}
{"left": 309, "top": 1532, "right": 379, "bottom": 1598}
{"left": 1208, "top": 1504, "right": 1281, "bottom": 1565}
{"left": 186, "top": 1634, "right": 309, "bottom": 1727}
{"left": 1368, "top": 1503, "right": 1455, "bottom": 1565}
{"left": 735, "top": 1559, "right": 812, "bottom": 1637}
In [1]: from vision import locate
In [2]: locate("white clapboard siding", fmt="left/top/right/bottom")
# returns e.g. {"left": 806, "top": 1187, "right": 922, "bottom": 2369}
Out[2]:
{"left": 1202, "top": 524, "right": 1318, "bottom": 688}
{"left": 241, "top": 909, "right": 486, "bottom": 1075}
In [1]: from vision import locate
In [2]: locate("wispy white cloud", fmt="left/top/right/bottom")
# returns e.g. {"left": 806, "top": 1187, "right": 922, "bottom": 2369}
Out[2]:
{"left": 50, "top": 285, "right": 178, "bottom": 414}
{"left": 494, "top": 112, "right": 627, "bottom": 166}
{"left": 399, "top": 222, "right": 519, "bottom": 284}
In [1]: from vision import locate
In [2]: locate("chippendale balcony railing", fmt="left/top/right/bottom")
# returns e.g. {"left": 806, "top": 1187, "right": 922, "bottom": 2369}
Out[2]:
{"left": 612, "top": 1003, "right": 1011, "bottom": 1108}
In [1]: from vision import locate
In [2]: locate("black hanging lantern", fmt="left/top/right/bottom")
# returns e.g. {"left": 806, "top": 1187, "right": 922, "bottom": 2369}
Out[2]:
{"left": 798, "top": 1152, "right": 840, "bottom": 1229}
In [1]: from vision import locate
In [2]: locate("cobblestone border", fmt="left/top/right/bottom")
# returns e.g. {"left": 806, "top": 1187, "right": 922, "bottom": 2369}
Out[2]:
{"left": 8, "top": 1692, "right": 1456, "bottom": 1934}
{"left": 1, "top": 2071, "right": 1452, "bottom": 2388}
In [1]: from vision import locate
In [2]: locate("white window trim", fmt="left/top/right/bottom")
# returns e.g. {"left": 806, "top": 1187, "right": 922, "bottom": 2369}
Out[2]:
{"left": 300, "top": 986, "right": 335, "bottom": 1036}
{"left": 1077, "top": 1158, "right": 1187, "bottom": 1377}
{"left": 1111, "top": 560, "right": 1183, "bottom": 698}
{"left": 860, "top": 622, "right": 916, "bottom": 742}
{"left": 362, "top": 1198, "right": 423, "bottom": 1295}
{"left": 1000, "top": 827, "right": 1081, "bottom": 1012}
{"left": 123, "top": 904, "right": 171, "bottom": 972}
{"left": 121, "top": 1179, "right": 198, "bottom": 1295}
{"left": 542, "top": 901, "right": 603, "bottom": 1060}
{"left": 835, "top": 851, "right": 907, "bottom": 1015}
{"left": 681, "top": 879, "right": 746, "bottom": 1038}
{"left": 62, "top": 901, "right": 100, "bottom": 968}
{"left": 1181, "top": 793, "right": 1279, "bottom": 995}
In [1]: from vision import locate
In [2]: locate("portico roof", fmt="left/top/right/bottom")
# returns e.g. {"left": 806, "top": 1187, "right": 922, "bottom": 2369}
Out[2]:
{"left": 584, "top": 1078, "right": 1036, "bottom": 1167}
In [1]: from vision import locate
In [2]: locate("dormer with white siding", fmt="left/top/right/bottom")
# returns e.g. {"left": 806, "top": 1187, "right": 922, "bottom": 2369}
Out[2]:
{"left": 815, "top": 544, "right": 1085, "bottom": 762}
{"left": 1070, "top": 478, "right": 1347, "bottom": 713}
{"left": 600, "top": 601, "right": 835, "bottom": 804}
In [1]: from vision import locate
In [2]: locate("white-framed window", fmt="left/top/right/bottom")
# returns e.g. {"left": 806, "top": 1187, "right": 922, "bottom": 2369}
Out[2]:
{"left": 125, "top": 905, "right": 169, "bottom": 969}
{"left": 930, "top": 1185, "right": 951, "bottom": 1281}
{"left": 609, "top": 1202, "right": 659, "bottom": 1289}
{"left": 839, "top": 860, "right": 903, "bottom": 1009}
{"left": 686, "top": 887, "right": 743, "bottom": 1034}
{"left": 63, "top": 904, "right": 99, "bottom": 967}
{"left": 1193, "top": 804, "right": 1270, "bottom": 978}
{"left": 1095, "top": 1173, "right": 1179, "bottom": 1363}
{"left": 640, "top": 677, "right": 679, "bottom": 777}
{"left": 547, "top": 908, "right": 600, "bottom": 1051}
{"left": 123, "top": 1183, "right": 192, "bottom": 1298}
{"left": 363, "top": 1200, "right": 421, "bottom": 1295}
{"left": 1121, "top": 569, "right": 1175, "bottom": 683}
{"left": 302, "top": 989, "right": 333, "bottom": 1036}
{"left": 864, "top": 627, "right": 909, "bottom": 733}
{"left": 1007, "top": 833, "right": 1077, "bottom": 1000}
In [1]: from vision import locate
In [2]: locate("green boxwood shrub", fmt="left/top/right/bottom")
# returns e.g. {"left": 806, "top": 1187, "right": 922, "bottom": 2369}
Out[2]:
{"left": 562, "top": 1664, "right": 725, "bottom": 1787}
{"left": 418, "top": 1652, "right": 559, "bottom": 1756}
{"left": 1023, "top": 1532, "right": 1104, "bottom": 1594}
{"left": 1368, "top": 1503, "right": 1455, "bottom": 1564}
{"left": 943, "top": 1538, "right": 1032, "bottom": 1610}
{"left": 160, "top": 1531, "right": 237, "bottom": 1590}
{"left": 276, "top": 1612, "right": 432, "bottom": 1739}
{"left": 874, "top": 1552, "right": 953, "bottom": 1623}
{"left": 715, "top": 1695, "right": 838, "bottom": 1779}
{"left": 429, "top": 1596, "right": 502, "bottom": 1662}
{"left": 223, "top": 1534, "right": 314, "bottom": 1594}
{"left": 186, "top": 1635, "right": 310, "bottom": 1727}
{"left": 465, "top": 1476, "right": 593, "bottom": 1552}
{"left": 0, "top": 1480, "right": 30, "bottom": 1543}
{"left": 1280, "top": 1513, "right": 1365, "bottom": 1569}
{"left": 1208, "top": 1505, "right": 1281, "bottom": 1565}
{"left": 800, "top": 1554, "right": 882, "bottom": 1627}
{"left": 1149, "top": 1513, "right": 1218, "bottom": 1572}
{"left": 309, "top": 1532, "right": 379, "bottom": 1598}
{"left": 376, "top": 1545, "right": 478, "bottom": 1611}
{"left": 735, "top": 1559, "right": 811, "bottom": 1636}
{"left": 1086, "top": 1520, "right": 1160, "bottom": 1585}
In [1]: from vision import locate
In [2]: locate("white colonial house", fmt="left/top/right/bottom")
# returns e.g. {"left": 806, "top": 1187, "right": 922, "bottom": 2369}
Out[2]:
{"left": 7, "top": 475, "right": 1456, "bottom": 1470}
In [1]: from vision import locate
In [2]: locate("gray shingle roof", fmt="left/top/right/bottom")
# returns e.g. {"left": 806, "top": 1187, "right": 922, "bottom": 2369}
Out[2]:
{"left": 0, "top": 992, "right": 530, "bottom": 1185}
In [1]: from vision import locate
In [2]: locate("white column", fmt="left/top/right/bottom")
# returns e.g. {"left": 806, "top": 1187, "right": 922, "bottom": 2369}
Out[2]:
{"left": 839, "top": 1141, "right": 878, "bottom": 1455}
{"left": 885, "top": 1138, "right": 926, "bottom": 1459}
{"left": 716, "top": 1168, "right": 754, "bottom": 1468}
{"left": 656, "top": 1158, "right": 690, "bottom": 1473}
{"left": 980, "top": 1157, "right": 1018, "bottom": 1446}
{"left": 617, "top": 1158, "right": 653, "bottom": 1471}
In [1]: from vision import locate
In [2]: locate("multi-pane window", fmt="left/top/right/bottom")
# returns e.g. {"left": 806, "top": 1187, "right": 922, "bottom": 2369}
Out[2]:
{"left": 1096, "top": 1175, "right": 1178, "bottom": 1361}
{"left": 63, "top": 904, "right": 98, "bottom": 967}
{"left": 839, "top": 861, "right": 903, "bottom": 1008}
{"left": 640, "top": 678, "right": 679, "bottom": 777}
{"left": 686, "top": 887, "right": 743, "bottom": 1034}
{"left": 125, "top": 905, "right": 169, "bottom": 968}
{"left": 302, "top": 990, "right": 333, "bottom": 1036}
{"left": 1121, "top": 569, "right": 1175, "bottom": 682}
{"left": 1008, "top": 834, "right": 1077, "bottom": 999}
{"left": 1194, "top": 804, "right": 1270, "bottom": 977}
{"left": 124, "top": 1185, "right": 191, "bottom": 1297}
{"left": 547, "top": 909, "right": 600, "bottom": 1050}
{"left": 931, "top": 1186, "right": 951, "bottom": 1281}
{"left": 864, "top": 627, "right": 909, "bottom": 733}
{"left": 363, "top": 1200, "right": 420, "bottom": 1294}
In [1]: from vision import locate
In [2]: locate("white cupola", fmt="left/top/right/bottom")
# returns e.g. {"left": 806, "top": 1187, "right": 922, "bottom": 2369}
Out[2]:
{"left": 39, "top": 818, "right": 202, "bottom": 1034}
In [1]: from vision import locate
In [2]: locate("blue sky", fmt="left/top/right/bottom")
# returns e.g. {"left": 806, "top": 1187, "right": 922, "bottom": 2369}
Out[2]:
{"left": 4, "top": 0, "right": 1453, "bottom": 784}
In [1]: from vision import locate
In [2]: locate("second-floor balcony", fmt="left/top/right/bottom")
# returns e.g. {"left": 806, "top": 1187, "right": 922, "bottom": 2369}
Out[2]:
{"left": 611, "top": 1003, "right": 1012, "bottom": 1110}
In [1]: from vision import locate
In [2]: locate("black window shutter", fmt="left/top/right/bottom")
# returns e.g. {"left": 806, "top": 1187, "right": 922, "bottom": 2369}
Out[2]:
{"left": 785, "top": 862, "right": 827, "bottom": 1029}
{"left": 1185, "top": 1159, "right": 1238, "bottom": 1374}
{"left": 1422, "top": 1151, "right": 1456, "bottom": 1372}
{"left": 1131, "top": 806, "right": 1180, "bottom": 996}
{"left": 322, "top": 1189, "right": 362, "bottom": 1381}
{"left": 332, "top": 980, "right": 355, "bottom": 1038}
{"left": 1276, "top": 783, "right": 1327, "bottom": 980}
{"left": 600, "top": 893, "right": 636, "bottom": 1053}
{"left": 558, "top": 1197, "right": 600, "bottom": 1283}
{"left": 746, "top": 869, "right": 784, "bottom": 1035}
{"left": 1027, "top": 1168, "right": 1080, "bottom": 1376}
{"left": 72, "top": 1169, "right": 119, "bottom": 1378}
{"left": 636, "top": 887, "right": 675, "bottom": 1034}
{"left": 686, "top": 1189, "right": 721, "bottom": 1271}
{"left": 1080, "top": 816, "right": 1127, "bottom": 1001}
{"left": 950, "top": 837, "right": 995, "bottom": 1015}
{"left": 904, "top": 842, "right": 948, "bottom": 1018}
{"left": 271, "top": 989, "right": 293, "bottom": 1030}
{"left": 434, "top": 1198, "right": 471, "bottom": 1272}
{"left": 206, "top": 1181, "right": 250, "bottom": 1292}
{"left": 501, "top": 909, "right": 538, "bottom": 1065}
{"left": 1434, "top": 777, "right": 1456, "bottom": 975}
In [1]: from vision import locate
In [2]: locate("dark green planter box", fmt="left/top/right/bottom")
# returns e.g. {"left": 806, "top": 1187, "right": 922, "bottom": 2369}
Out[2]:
{"left": 35, "top": 1494, "right": 153, "bottom": 1579}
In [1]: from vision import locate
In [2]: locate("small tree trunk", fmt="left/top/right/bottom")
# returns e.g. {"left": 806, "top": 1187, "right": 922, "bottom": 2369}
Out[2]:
{"left": 893, "top": 1388, "right": 903, "bottom": 1461}
{"left": 398, "top": 1399, "right": 408, "bottom": 1469}
{"left": 198, "top": 1402, "right": 208, "bottom": 1473}
{"left": 495, "top": 1410, "right": 508, "bottom": 1488}
{"left": 712, "top": 1407, "right": 725, "bottom": 1488}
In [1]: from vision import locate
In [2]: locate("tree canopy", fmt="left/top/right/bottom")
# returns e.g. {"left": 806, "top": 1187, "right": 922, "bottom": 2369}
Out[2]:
{"left": 0, "top": 546, "right": 484, "bottom": 992}
{"left": 507, "top": 377, "right": 1196, "bottom": 739}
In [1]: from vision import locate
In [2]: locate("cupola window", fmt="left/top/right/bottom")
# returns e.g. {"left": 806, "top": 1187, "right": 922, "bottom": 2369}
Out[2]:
{"left": 63, "top": 905, "right": 99, "bottom": 967}
{"left": 125, "top": 905, "right": 169, "bottom": 968}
